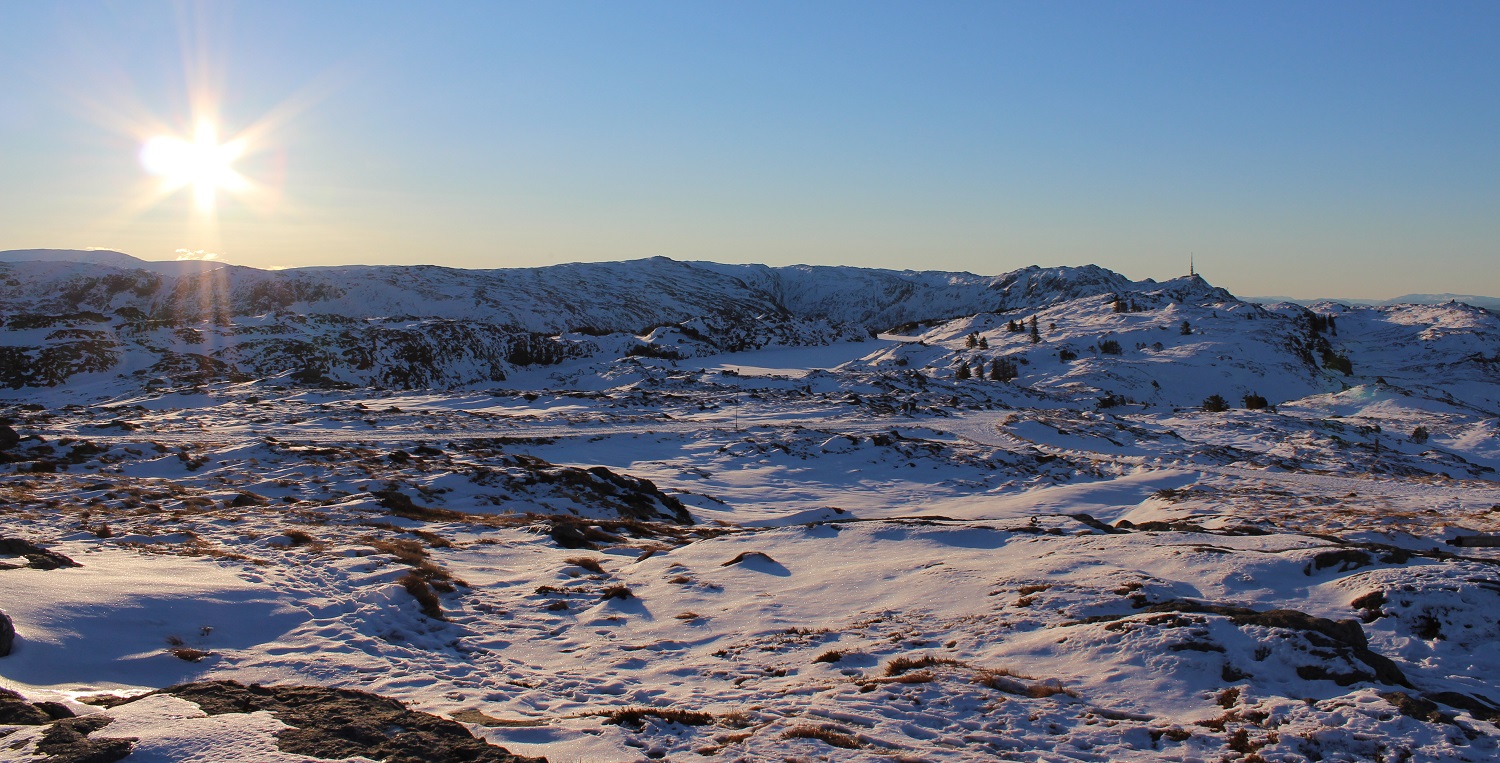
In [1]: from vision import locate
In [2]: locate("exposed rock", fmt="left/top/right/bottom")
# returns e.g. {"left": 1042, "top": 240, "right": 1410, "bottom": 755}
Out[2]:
{"left": 548, "top": 522, "right": 594, "bottom": 550}
{"left": 0, "top": 607, "right": 13, "bottom": 656}
{"left": 34, "top": 716, "right": 135, "bottom": 763}
{"left": 0, "top": 537, "right": 80, "bottom": 570}
{"left": 0, "top": 422, "right": 19, "bottom": 450}
{"left": 0, "top": 687, "right": 55, "bottom": 724}
{"left": 722, "top": 551, "right": 777, "bottom": 567}
{"left": 139, "top": 681, "right": 545, "bottom": 762}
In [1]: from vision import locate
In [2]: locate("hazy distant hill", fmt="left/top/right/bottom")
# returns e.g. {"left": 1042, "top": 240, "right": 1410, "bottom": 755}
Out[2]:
{"left": 1249, "top": 292, "right": 1500, "bottom": 311}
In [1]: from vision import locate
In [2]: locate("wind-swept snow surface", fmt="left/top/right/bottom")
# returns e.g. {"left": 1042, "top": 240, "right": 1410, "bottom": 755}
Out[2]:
{"left": 4, "top": 254, "right": 1500, "bottom": 761}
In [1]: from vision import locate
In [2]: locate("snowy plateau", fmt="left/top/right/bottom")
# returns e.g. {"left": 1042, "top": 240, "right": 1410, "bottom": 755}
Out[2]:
{"left": 2, "top": 249, "right": 1500, "bottom": 763}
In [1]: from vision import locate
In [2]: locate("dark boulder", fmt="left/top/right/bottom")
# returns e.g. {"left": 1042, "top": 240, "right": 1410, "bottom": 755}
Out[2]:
{"left": 0, "top": 607, "right": 13, "bottom": 656}
{"left": 0, "top": 422, "right": 19, "bottom": 450}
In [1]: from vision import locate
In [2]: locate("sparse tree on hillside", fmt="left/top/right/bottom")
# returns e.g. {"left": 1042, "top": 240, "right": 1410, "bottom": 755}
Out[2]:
{"left": 1202, "top": 394, "right": 1229, "bottom": 412}
{"left": 956, "top": 360, "right": 972, "bottom": 380}
{"left": 1099, "top": 339, "right": 1122, "bottom": 355}
{"left": 1411, "top": 425, "right": 1430, "bottom": 444}
{"left": 1242, "top": 392, "right": 1268, "bottom": 410}
{"left": 1321, "top": 349, "right": 1353, "bottom": 376}
{"left": 978, "top": 336, "right": 988, "bottom": 349}
{"left": 990, "top": 358, "right": 1017, "bottom": 381}
{"left": 1180, "top": 320, "right": 1192, "bottom": 336}
{"left": 1029, "top": 316, "right": 1041, "bottom": 344}
{"left": 966, "top": 332, "right": 978, "bottom": 348}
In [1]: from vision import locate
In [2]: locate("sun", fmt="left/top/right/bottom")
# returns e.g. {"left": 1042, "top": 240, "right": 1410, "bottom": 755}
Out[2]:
{"left": 140, "top": 121, "right": 248, "bottom": 212}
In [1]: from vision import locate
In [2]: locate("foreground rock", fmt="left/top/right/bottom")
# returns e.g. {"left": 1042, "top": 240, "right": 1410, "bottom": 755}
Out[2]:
{"left": 143, "top": 681, "right": 545, "bottom": 763}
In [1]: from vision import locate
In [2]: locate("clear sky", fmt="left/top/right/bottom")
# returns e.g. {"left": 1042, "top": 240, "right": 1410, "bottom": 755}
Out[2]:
{"left": 1, "top": 1, "right": 1497, "bottom": 298}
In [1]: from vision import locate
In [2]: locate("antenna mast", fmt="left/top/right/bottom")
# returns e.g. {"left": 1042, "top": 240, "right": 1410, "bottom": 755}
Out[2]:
{"left": 1190, "top": 253, "right": 1195, "bottom": 278}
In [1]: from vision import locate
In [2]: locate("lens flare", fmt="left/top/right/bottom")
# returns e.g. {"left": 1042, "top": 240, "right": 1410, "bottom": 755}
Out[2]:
{"left": 140, "top": 121, "right": 248, "bottom": 212}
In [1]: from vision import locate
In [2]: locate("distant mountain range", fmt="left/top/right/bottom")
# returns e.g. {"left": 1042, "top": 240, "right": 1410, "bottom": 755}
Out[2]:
{"left": 1248, "top": 293, "right": 1500, "bottom": 311}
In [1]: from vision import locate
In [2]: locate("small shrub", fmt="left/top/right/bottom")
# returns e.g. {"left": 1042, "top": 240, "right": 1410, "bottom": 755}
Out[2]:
{"left": 1099, "top": 339, "right": 1122, "bottom": 355}
{"left": 1242, "top": 393, "right": 1268, "bottom": 410}
{"left": 1202, "top": 394, "right": 1229, "bottom": 413}
{"left": 1058, "top": 348, "right": 1078, "bottom": 362}
{"left": 1411, "top": 425, "right": 1430, "bottom": 444}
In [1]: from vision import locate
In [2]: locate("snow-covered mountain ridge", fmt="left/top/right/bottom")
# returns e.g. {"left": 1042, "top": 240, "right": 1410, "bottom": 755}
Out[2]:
{"left": 0, "top": 249, "right": 1206, "bottom": 330}
{"left": 1, "top": 249, "right": 1225, "bottom": 391}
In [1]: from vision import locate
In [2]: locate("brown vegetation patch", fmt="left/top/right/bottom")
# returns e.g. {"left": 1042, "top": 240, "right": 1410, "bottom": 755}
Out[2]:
{"left": 168, "top": 647, "right": 213, "bottom": 662}
{"left": 399, "top": 572, "right": 445, "bottom": 620}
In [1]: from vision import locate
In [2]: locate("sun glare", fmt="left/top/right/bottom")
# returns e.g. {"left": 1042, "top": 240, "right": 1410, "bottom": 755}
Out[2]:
{"left": 140, "top": 121, "right": 248, "bottom": 212}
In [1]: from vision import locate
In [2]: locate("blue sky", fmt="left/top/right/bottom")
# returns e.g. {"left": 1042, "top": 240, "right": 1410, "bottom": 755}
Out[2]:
{"left": 1, "top": 1, "right": 1496, "bottom": 298}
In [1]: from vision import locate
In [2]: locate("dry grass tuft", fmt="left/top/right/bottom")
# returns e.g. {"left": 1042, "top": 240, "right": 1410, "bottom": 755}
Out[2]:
{"left": 598, "top": 706, "right": 714, "bottom": 727}
{"left": 782, "top": 725, "right": 862, "bottom": 749}
{"left": 600, "top": 584, "right": 633, "bottom": 601}
{"left": 813, "top": 649, "right": 845, "bottom": 664}
{"left": 1217, "top": 687, "right": 1242, "bottom": 709}
{"left": 564, "top": 556, "right": 605, "bottom": 574}
{"left": 885, "top": 654, "right": 963, "bottom": 676}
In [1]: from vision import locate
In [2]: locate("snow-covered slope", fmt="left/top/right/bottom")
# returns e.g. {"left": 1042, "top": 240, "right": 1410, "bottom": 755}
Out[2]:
{"left": 5, "top": 250, "right": 1500, "bottom": 762}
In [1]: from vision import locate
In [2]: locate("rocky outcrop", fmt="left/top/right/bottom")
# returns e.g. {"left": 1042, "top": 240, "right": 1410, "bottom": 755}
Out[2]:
{"left": 144, "top": 681, "right": 546, "bottom": 763}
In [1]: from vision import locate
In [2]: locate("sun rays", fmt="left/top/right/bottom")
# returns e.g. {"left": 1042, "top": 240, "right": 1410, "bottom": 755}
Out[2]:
{"left": 141, "top": 120, "right": 249, "bottom": 212}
